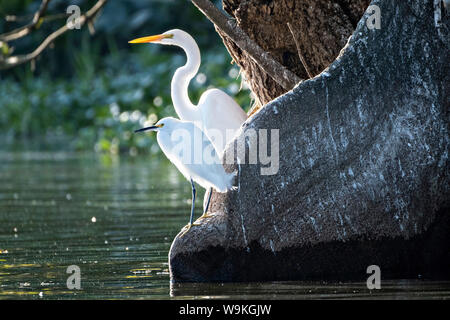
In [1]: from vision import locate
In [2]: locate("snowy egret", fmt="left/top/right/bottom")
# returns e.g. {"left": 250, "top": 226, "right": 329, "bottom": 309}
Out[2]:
{"left": 134, "top": 117, "right": 235, "bottom": 234}
{"left": 129, "top": 29, "right": 247, "bottom": 215}
{"left": 128, "top": 29, "right": 247, "bottom": 155}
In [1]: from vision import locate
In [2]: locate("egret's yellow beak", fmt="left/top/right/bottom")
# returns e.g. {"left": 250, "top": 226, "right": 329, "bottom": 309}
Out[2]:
{"left": 134, "top": 123, "right": 164, "bottom": 133}
{"left": 128, "top": 34, "right": 173, "bottom": 44}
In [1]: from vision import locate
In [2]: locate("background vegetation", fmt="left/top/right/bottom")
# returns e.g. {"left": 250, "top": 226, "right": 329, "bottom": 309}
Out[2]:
{"left": 0, "top": 0, "right": 251, "bottom": 155}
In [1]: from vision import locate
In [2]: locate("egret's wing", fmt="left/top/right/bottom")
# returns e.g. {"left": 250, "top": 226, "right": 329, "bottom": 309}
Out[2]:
{"left": 182, "top": 129, "right": 231, "bottom": 191}
{"left": 157, "top": 120, "right": 230, "bottom": 191}
{"left": 198, "top": 89, "right": 247, "bottom": 155}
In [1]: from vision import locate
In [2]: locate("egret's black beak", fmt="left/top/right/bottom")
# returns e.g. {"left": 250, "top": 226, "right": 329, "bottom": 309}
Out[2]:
{"left": 134, "top": 125, "right": 159, "bottom": 133}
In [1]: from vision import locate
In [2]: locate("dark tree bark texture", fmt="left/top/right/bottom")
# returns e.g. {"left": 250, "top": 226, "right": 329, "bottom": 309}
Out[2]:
{"left": 220, "top": 0, "right": 371, "bottom": 105}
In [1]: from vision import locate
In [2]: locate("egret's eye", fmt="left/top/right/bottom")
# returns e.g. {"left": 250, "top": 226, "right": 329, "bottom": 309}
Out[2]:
{"left": 159, "top": 123, "right": 165, "bottom": 128}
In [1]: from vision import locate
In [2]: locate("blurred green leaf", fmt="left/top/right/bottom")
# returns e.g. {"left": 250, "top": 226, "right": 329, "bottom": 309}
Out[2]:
{"left": 0, "top": 0, "right": 251, "bottom": 154}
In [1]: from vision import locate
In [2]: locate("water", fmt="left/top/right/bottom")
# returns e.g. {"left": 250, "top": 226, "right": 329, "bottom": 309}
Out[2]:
{"left": 0, "top": 152, "right": 449, "bottom": 300}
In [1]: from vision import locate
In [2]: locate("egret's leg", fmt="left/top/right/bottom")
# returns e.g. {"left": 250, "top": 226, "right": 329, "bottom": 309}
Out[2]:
{"left": 189, "top": 178, "right": 196, "bottom": 225}
{"left": 180, "top": 179, "right": 199, "bottom": 236}
{"left": 199, "top": 187, "right": 213, "bottom": 220}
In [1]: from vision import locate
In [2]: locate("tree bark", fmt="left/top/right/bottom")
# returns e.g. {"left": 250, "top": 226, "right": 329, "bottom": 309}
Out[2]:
{"left": 220, "top": 0, "right": 371, "bottom": 105}
{"left": 169, "top": 0, "right": 450, "bottom": 283}
{"left": 191, "top": 0, "right": 301, "bottom": 91}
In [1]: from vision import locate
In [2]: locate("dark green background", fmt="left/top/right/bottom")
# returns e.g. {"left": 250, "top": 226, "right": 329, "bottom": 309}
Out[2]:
{"left": 0, "top": 0, "right": 251, "bottom": 154}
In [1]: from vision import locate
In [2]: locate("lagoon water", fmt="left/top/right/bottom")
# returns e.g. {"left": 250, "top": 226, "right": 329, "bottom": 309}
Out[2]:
{"left": 0, "top": 152, "right": 449, "bottom": 299}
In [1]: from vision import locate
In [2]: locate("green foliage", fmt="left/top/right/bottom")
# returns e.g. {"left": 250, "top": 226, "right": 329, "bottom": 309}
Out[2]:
{"left": 0, "top": 42, "right": 250, "bottom": 154}
{"left": 0, "top": 0, "right": 251, "bottom": 155}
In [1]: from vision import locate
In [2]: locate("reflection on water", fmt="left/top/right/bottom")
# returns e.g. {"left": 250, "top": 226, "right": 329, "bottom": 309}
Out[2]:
{"left": 0, "top": 152, "right": 192, "bottom": 299}
{"left": 170, "top": 280, "right": 450, "bottom": 300}
{"left": 0, "top": 152, "right": 449, "bottom": 300}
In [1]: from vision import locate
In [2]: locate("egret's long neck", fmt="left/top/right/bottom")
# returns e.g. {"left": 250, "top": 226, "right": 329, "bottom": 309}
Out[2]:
{"left": 171, "top": 39, "right": 201, "bottom": 122}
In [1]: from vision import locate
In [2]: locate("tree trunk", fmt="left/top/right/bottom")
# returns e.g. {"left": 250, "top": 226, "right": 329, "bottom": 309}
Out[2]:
{"left": 219, "top": 0, "right": 371, "bottom": 105}
{"left": 169, "top": 0, "right": 450, "bottom": 283}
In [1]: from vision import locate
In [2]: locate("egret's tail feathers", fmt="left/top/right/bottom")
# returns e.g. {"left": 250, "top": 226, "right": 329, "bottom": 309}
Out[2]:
{"left": 226, "top": 170, "right": 238, "bottom": 191}
{"left": 214, "top": 170, "right": 237, "bottom": 193}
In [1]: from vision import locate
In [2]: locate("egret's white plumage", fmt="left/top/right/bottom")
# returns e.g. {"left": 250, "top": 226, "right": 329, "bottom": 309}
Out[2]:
{"left": 129, "top": 29, "right": 244, "bottom": 233}
{"left": 153, "top": 117, "right": 235, "bottom": 192}
{"left": 134, "top": 117, "right": 235, "bottom": 233}
{"left": 129, "top": 29, "right": 247, "bottom": 156}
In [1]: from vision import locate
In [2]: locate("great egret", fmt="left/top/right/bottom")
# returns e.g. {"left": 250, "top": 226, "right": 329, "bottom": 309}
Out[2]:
{"left": 134, "top": 117, "right": 235, "bottom": 234}
{"left": 129, "top": 29, "right": 247, "bottom": 154}
{"left": 129, "top": 29, "right": 247, "bottom": 215}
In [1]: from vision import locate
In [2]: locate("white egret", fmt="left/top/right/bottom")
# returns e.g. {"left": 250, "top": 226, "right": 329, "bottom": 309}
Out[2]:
{"left": 129, "top": 29, "right": 247, "bottom": 215}
{"left": 129, "top": 29, "right": 247, "bottom": 154}
{"left": 134, "top": 117, "right": 235, "bottom": 234}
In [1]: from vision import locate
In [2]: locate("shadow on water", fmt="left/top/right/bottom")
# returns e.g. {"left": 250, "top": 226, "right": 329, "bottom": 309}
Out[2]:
{"left": 0, "top": 152, "right": 449, "bottom": 299}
